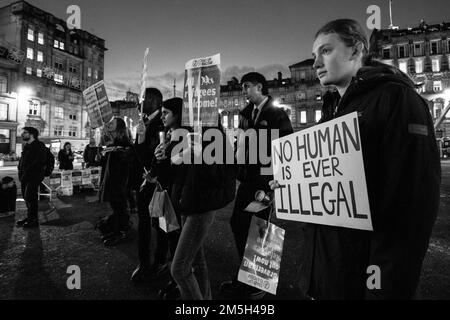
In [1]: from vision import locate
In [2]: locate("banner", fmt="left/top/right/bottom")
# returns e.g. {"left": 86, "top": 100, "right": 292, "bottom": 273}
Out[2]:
{"left": 82, "top": 80, "right": 113, "bottom": 129}
{"left": 272, "top": 112, "right": 373, "bottom": 231}
{"left": 81, "top": 169, "right": 92, "bottom": 185}
{"left": 238, "top": 216, "right": 285, "bottom": 295}
{"left": 182, "top": 53, "right": 221, "bottom": 129}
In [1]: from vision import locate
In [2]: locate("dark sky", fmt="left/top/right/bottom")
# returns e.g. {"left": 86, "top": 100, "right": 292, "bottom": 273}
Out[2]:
{"left": 3, "top": 0, "right": 449, "bottom": 99}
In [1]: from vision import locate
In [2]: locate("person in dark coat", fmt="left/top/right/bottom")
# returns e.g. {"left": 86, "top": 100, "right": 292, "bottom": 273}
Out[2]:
{"left": 99, "top": 117, "right": 134, "bottom": 246}
{"left": 83, "top": 138, "right": 102, "bottom": 168}
{"left": 271, "top": 19, "right": 440, "bottom": 299}
{"left": 16, "top": 127, "right": 47, "bottom": 228}
{"left": 154, "top": 113, "right": 236, "bottom": 300}
{"left": 220, "top": 72, "right": 293, "bottom": 299}
{"left": 58, "top": 142, "right": 74, "bottom": 170}
{"left": 130, "top": 88, "right": 166, "bottom": 283}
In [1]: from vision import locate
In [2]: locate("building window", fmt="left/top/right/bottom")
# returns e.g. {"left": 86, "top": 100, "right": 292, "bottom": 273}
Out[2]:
{"left": 234, "top": 114, "right": 239, "bottom": 129}
{"left": 69, "top": 64, "right": 78, "bottom": 74}
{"left": 0, "top": 75, "right": 7, "bottom": 93}
{"left": 88, "top": 67, "right": 92, "bottom": 77}
{"left": 54, "top": 125, "right": 63, "bottom": 136}
{"left": 222, "top": 114, "right": 228, "bottom": 128}
{"left": 69, "top": 94, "right": 79, "bottom": 104}
{"left": 54, "top": 106, "right": 64, "bottom": 118}
{"left": 69, "top": 113, "right": 77, "bottom": 120}
{"left": 433, "top": 81, "right": 442, "bottom": 92}
{"left": 398, "top": 61, "right": 408, "bottom": 74}
{"left": 315, "top": 90, "right": 322, "bottom": 101}
{"left": 315, "top": 110, "right": 322, "bottom": 123}
{"left": 36, "top": 69, "right": 42, "bottom": 77}
{"left": 300, "top": 110, "right": 307, "bottom": 124}
{"left": 27, "top": 28, "right": 34, "bottom": 41}
{"left": 300, "top": 70, "right": 306, "bottom": 81}
{"left": 94, "top": 69, "right": 98, "bottom": 80}
{"left": 68, "top": 126, "right": 77, "bottom": 137}
{"left": 296, "top": 91, "right": 306, "bottom": 101}
{"left": 413, "top": 43, "right": 423, "bottom": 56}
{"left": 430, "top": 41, "right": 441, "bottom": 55}
{"left": 27, "top": 48, "right": 33, "bottom": 60}
{"left": 54, "top": 60, "right": 63, "bottom": 70}
{"left": 38, "top": 32, "right": 44, "bottom": 45}
{"left": 55, "top": 90, "right": 64, "bottom": 101}
{"left": 28, "top": 101, "right": 40, "bottom": 116}
{"left": 37, "top": 51, "right": 43, "bottom": 62}
{"left": 415, "top": 60, "right": 423, "bottom": 73}
{"left": 398, "top": 45, "right": 407, "bottom": 58}
{"left": 432, "top": 58, "right": 440, "bottom": 72}
{"left": 0, "top": 103, "right": 8, "bottom": 120}
{"left": 54, "top": 74, "right": 63, "bottom": 84}
{"left": 382, "top": 48, "right": 390, "bottom": 59}
{"left": 54, "top": 40, "right": 59, "bottom": 48}
{"left": 59, "top": 42, "right": 65, "bottom": 50}
{"left": 26, "top": 67, "right": 32, "bottom": 75}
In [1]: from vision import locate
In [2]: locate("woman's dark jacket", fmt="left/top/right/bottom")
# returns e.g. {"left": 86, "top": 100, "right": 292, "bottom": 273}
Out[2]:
{"left": 58, "top": 149, "right": 74, "bottom": 170}
{"left": 298, "top": 61, "right": 441, "bottom": 299}
{"left": 153, "top": 127, "right": 237, "bottom": 216}
{"left": 99, "top": 141, "right": 134, "bottom": 203}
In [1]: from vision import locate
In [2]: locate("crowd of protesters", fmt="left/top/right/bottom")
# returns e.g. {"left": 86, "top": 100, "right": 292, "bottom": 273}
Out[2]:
{"left": 9, "top": 18, "right": 441, "bottom": 300}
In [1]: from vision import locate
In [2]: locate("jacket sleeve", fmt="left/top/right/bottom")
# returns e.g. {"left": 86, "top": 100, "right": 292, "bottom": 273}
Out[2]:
{"left": 364, "top": 84, "right": 440, "bottom": 299}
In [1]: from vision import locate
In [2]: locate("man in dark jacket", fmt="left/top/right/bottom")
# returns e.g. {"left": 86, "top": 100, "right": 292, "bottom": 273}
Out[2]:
{"left": 83, "top": 138, "right": 102, "bottom": 168}
{"left": 130, "top": 88, "right": 166, "bottom": 283}
{"left": 294, "top": 59, "right": 441, "bottom": 299}
{"left": 16, "top": 127, "right": 47, "bottom": 228}
{"left": 220, "top": 72, "right": 293, "bottom": 299}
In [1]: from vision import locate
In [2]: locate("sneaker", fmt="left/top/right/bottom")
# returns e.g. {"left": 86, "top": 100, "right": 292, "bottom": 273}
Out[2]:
{"left": 16, "top": 218, "right": 28, "bottom": 227}
{"left": 131, "top": 264, "right": 152, "bottom": 283}
{"left": 22, "top": 219, "right": 39, "bottom": 228}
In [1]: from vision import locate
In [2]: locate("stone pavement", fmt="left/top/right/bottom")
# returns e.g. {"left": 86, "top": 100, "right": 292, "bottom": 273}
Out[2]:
{"left": 0, "top": 163, "right": 449, "bottom": 300}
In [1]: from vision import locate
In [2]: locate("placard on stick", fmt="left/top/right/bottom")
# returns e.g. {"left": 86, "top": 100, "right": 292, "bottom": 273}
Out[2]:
{"left": 182, "top": 53, "right": 221, "bottom": 129}
{"left": 83, "top": 80, "right": 113, "bottom": 129}
{"left": 272, "top": 112, "right": 373, "bottom": 231}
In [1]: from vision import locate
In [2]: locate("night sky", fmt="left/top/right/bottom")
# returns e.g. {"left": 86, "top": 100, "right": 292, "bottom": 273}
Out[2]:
{"left": 2, "top": 0, "right": 449, "bottom": 100}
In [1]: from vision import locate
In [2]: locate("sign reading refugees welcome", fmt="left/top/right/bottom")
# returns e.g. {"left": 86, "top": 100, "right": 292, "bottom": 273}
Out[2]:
{"left": 83, "top": 81, "right": 113, "bottom": 129}
{"left": 182, "top": 53, "right": 221, "bottom": 128}
{"left": 272, "top": 112, "right": 373, "bottom": 231}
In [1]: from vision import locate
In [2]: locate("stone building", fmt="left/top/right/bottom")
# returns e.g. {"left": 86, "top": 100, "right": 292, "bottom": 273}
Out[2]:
{"left": 370, "top": 20, "right": 450, "bottom": 137}
{"left": 0, "top": 1, "right": 107, "bottom": 153}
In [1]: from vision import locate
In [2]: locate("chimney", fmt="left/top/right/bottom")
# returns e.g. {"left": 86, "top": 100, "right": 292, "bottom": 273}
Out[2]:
{"left": 278, "top": 72, "right": 282, "bottom": 83}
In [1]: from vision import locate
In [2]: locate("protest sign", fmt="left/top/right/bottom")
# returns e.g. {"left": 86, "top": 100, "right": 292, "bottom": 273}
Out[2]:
{"left": 82, "top": 81, "right": 113, "bottom": 129}
{"left": 182, "top": 53, "right": 221, "bottom": 129}
{"left": 72, "top": 170, "right": 82, "bottom": 186}
{"left": 81, "top": 169, "right": 92, "bottom": 185}
{"left": 272, "top": 112, "right": 373, "bottom": 231}
{"left": 60, "top": 170, "right": 73, "bottom": 196}
{"left": 49, "top": 172, "right": 61, "bottom": 189}
{"left": 238, "top": 216, "right": 285, "bottom": 295}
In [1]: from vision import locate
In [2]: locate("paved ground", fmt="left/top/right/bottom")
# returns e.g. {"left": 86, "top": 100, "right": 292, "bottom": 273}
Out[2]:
{"left": 0, "top": 162, "right": 449, "bottom": 300}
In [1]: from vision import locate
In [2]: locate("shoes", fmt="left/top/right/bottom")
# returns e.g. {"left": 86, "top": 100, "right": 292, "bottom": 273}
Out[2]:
{"left": 103, "top": 231, "right": 127, "bottom": 246}
{"left": 131, "top": 263, "right": 169, "bottom": 283}
{"left": 16, "top": 218, "right": 29, "bottom": 227}
{"left": 22, "top": 219, "right": 39, "bottom": 228}
{"left": 158, "top": 280, "right": 181, "bottom": 300}
{"left": 220, "top": 280, "right": 266, "bottom": 300}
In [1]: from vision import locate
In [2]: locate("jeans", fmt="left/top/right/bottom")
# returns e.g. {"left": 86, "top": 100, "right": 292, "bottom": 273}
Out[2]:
{"left": 171, "top": 211, "right": 215, "bottom": 300}
{"left": 137, "top": 183, "right": 154, "bottom": 267}
{"left": 21, "top": 180, "right": 41, "bottom": 221}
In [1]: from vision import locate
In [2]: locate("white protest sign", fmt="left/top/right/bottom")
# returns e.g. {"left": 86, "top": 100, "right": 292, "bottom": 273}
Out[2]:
{"left": 82, "top": 80, "right": 113, "bottom": 129}
{"left": 272, "top": 112, "right": 372, "bottom": 231}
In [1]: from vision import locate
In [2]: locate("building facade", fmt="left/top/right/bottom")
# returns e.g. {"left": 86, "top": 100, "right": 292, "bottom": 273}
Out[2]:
{"left": 0, "top": 1, "right": 107, "bottom": 153}
{"left": 370, "top": 21, "right": 450, "bottom": 137}
{"left": 219, "top": 59, "right": 330, "bottom": 132}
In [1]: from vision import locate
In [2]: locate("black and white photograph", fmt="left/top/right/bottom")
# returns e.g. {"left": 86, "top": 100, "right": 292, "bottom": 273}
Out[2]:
{"left": 0, "top": 0, "right": 449, "bottom": 313}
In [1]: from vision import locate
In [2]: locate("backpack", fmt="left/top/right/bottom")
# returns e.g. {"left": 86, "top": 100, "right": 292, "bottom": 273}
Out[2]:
{"left": 44, "top": 147, "right": 55, "bottom": 177}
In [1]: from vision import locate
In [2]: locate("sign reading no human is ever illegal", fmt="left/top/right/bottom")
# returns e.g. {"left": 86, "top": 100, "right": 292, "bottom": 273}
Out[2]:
{"left": 272, "top": 112, "right": 373, "bottom": 231}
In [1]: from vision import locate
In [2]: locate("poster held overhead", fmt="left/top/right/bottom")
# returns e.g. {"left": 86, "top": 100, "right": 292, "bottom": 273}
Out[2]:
{"left": 182, "top": 53, "right": 221, "bottom": 129}
{"left": 82, "top": 80, "right": 113, "bottom": 129}
{"left": 272, "top": 112, "right": 373, "bottom": 231}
